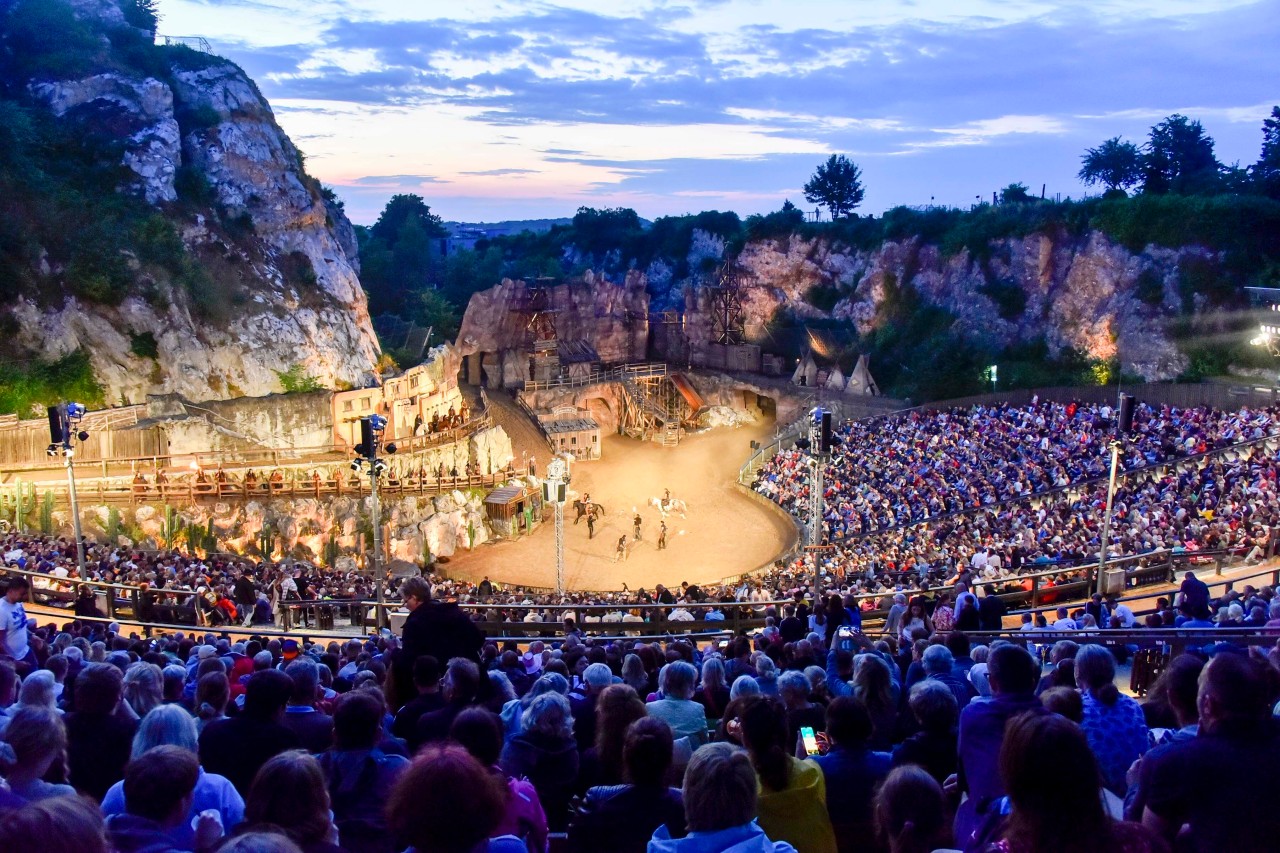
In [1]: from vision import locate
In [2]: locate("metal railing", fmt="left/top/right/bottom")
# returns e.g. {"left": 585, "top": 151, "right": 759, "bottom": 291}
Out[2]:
{"left": 522, "top": 362, "right": 667, "bottom": 392}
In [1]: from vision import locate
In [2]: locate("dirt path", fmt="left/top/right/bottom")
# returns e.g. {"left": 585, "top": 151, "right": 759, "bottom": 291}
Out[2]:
{"left": 482, "top": 389, "right": 555, "bottom": 473}
{"left": 442, "top": 420, "right": 798, "bottom": 591}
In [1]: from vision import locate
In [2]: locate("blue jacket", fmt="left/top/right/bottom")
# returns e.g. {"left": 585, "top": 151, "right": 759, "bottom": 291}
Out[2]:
{"left": 648, "top": 820, "right": 797, "bottom": 853}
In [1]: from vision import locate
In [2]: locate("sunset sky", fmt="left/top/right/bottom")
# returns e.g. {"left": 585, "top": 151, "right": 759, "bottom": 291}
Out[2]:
{"left": 157, "top": 0, "right": 1279, "bottom": 225}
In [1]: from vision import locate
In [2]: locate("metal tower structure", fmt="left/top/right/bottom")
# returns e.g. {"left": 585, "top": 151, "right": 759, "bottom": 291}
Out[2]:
{"left": 705, "top": 262, "right": 747, "bottom": 346}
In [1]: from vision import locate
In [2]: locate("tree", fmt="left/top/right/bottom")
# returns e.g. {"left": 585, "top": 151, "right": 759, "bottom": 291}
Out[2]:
{"left": 999, "top": 183, "right": 1032, "bottom": 204}
{"left": 361, "top": 195, "right": 447, "bottom": 315}
{"left": 1078, "top": 137, "right": 1143, "bottom": 193}
{"left": 1142, "top": 115, "right": 1220, "bottom": 195}
{"left": 369, "top": 194, "right": 446, "bottom": 246}
{"left": 122, "top": 0, "right": 160, "bottom": 34}
{"left": 1254, "top": 105, "right": 1280, "bottom": 198}
{"left": 803, "top": 155, "right": 865, "bottom": 219}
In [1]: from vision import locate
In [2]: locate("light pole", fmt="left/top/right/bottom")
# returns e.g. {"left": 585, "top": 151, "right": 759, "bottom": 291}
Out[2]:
{"left": 47, "top": 403, "right": 89, "bottom": 576}
{"left": 1096, "top": 394, "right": 1135, "bottom": 597}
{"left": 543, "top": 456, "right": 570, "bottom": 597}
{"left": 795, "top": 407, "right": 834, "bottom": 604}
{"left": 351, "top": 414, "right": 396, "bottom": 629}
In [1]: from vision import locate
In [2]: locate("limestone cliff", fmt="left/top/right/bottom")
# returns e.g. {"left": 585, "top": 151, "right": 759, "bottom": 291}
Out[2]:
{"left": 455, "top": 271, "right": 650, "bottom": 386}
{"left": 727, "top": 230, "right": 1200, "bottom": 380}
{"left": 3, "top": 0, "right": 379, "bottom": 406}
{"left": 459, "top": 227, "right": 1205, "bottom": 382}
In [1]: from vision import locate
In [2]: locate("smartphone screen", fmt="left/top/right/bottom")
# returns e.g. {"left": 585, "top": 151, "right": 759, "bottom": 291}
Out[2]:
{"left": 801, "top": 726, "right": 820, "bottom": 756}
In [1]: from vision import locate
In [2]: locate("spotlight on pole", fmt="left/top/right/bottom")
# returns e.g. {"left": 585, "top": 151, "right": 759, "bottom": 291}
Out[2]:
{"left": 351, "top": 414, "right": 391, "bottom": 629}
{"left": 48, "top": 402, "right": 89, "bottom": 575}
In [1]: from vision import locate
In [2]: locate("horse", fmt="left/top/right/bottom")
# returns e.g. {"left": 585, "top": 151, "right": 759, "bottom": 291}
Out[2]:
{"left": 573, "top": 500, "right": 603, "bottom": 523}
{"left": 648, "top": 496, "right": 688, "bottom": 518}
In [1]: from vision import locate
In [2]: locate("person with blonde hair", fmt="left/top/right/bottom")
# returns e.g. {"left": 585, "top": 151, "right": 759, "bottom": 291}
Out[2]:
{"left": 0, "top": 706, "right": 76, "bottom": 801}
{"left": 123, "top": 662, "right": 165, "bottom": 719}
{"left": 102, "top": 704, "right": 244, "bottom": 849}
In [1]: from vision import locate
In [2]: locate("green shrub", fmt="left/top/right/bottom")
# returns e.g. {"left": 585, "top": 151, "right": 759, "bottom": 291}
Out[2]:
{"left": 0, "top": 350, "right": 104, "bottom": 416}
{"left": 129, "top": 331, "right": 159, "bottom": 359}
{"left": 275, "top": 364, "right": 324, "bottom": 393}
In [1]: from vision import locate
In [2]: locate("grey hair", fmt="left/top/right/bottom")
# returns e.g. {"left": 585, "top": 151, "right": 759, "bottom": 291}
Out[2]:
{"left": 803, "top": 666, "right": 826, "bottom": 693}
{"left": 921, "top": 645, "right": 954, "bottom": 675}
{"left": 17, "top": 671, "right": 58, "bottom": 710}
{"left": 132, "top": 704, "right": 199, "bottom": 759}
{"left": 683, "top": 742, "right": 757, "bottom": 832}
{"left": 521, "top": 692, "right": 574, "bottom": 739}
{"left": 908, "top": 679, "right": 959, "bottom": 730}
{"left": 488, "top": 671, "right": 517, "bottom": 703}
{"left": 659, "top": 661, "right": 697, "bottom": 700}
{"left": 583, "top": 663, "right": 613, "bottom": 690}
{"left": 729, "top": 676, "right": 760, "bottom": 701}
{"left": 776, "top": 670, "right": 809, "bottom": 700}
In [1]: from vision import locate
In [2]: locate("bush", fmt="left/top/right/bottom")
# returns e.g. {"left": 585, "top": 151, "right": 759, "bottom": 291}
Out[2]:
{"left": 129, "top": 331, "right": 159, "bottom": 359}
{"left": 274, "top": 364, "right": 324, "bottom": 393}
{"left": 0, "top": 350, "right": 104, "bottom": 416}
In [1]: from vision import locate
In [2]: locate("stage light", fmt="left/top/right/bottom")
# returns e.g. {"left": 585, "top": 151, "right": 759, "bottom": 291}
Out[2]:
{"left": 384, "top": 443, "right": 397, "bottom": 454}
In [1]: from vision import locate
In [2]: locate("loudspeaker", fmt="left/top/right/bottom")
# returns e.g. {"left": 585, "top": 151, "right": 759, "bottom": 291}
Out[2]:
{"left": 543, "top": 482, "right": 567, "bottom": 503}
{"left": 818, "top": 410, "right": 833, "bottom": 454}
{"left": 1118, "top": 394, "right": 1136, "bottom": 435}
{"left": 47, "top": 405, "right": 65, "bottom": 446}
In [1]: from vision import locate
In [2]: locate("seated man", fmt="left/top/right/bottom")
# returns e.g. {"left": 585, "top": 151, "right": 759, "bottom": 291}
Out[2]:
{"left": 106, "top": 746, "right": 222, "bottom": 853}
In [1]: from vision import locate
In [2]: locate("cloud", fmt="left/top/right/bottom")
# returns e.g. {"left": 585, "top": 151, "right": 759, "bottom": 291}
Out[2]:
{"left": 350, "top": 174, "right": 451, "bottom": 185}
{"left": 458, "top": 168, "right": 541, "bottom": 176}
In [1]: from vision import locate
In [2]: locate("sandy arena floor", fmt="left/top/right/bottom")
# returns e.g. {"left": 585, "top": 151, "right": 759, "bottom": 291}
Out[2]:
{"left": 443, "top": 421, "right": 798, "bottom": 592}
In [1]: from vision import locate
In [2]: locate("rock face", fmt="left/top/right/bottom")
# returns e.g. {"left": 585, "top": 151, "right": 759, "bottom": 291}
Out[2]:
{"left": 461, "top": 227, "right": 1202, "bottom": 383}
{"left": 669, "top": 231, "right": 1201, "bottom": 381}
{"left": 455, "top": 272, "right": 650, "bottom": 386}
{"left": 67, "top": 492, "right": 501, "bottom": 565}
{"left": 13, "top": 0, "right": 380, "bottom": 405}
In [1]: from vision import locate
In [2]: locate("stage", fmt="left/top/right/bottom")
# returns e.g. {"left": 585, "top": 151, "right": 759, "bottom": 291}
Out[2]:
{"left": 442, "top": 421, "right": 799, "bottom": 592}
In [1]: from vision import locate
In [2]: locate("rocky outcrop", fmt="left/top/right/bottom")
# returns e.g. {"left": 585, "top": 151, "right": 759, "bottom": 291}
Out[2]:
{"left": 68, "top": 491, "right": 501, "bottom": 565}
{"left": 456, "top": 271, "right": 650, "bottom": 386}
{"left": 13, "top": 0, "right": 380, "bottom": 405}
{"left": 711, "top": 231, "right": 1203, "bottom": 381}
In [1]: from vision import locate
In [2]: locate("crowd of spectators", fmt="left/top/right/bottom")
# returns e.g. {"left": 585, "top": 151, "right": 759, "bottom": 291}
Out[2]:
{"left": 1, "top": 570, "right": 1279, "bottom": 852}
{"left": 752, "top": 400, "right": 1280, "bottom": 597}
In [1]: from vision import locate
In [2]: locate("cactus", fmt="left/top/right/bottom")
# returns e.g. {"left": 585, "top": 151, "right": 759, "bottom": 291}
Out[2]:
{"left": 38, "top": 491, "right": 54, "bottom": 535}
{"left": 323, "top": 532, "right": 339, "bottom": 566}
{"left": 104, "top": 507, "right": 122, "bottom": 544}
{"left": 161, "top": 506, "right": 180, "bottom": 546}
{"left": 467, "top": 519, "right": 476, "bottom": 550}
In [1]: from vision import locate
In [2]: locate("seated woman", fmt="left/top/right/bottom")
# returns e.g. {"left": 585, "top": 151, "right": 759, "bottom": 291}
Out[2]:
{"left": 646, "top": 662, "right": 708, "bottom": 743}
{"left": 647, "top": 742, "right": 794, "bottom": 852}
{"left": 567, "top": 717, "right": 685, "bottom": 853}
{"left": 450, "top": 707, "right": 548, "bottom": 853}
{"left": 981, "top": 711, "right": 1164, "bottom": 853}
{"left": 0, "top": 706, "right": 77, "bottom": 802}
{"left": 737, "top": 695, "right": 837, "bottom": 853}
{"left": 499, "top": 693, "right": 579, "bottom": 832}
{"left": 316, "top": 691, "right": 410, "bottom": 853}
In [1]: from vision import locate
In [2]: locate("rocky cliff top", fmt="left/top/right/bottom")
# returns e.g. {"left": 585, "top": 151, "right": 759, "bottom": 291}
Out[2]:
{"left": 0, "top": 0, "right": 380, "bottom": 410}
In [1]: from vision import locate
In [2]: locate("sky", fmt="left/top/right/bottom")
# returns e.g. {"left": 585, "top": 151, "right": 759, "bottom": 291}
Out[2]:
{"left": 156, "top": 0, "right": 1280, "bottom": 226}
